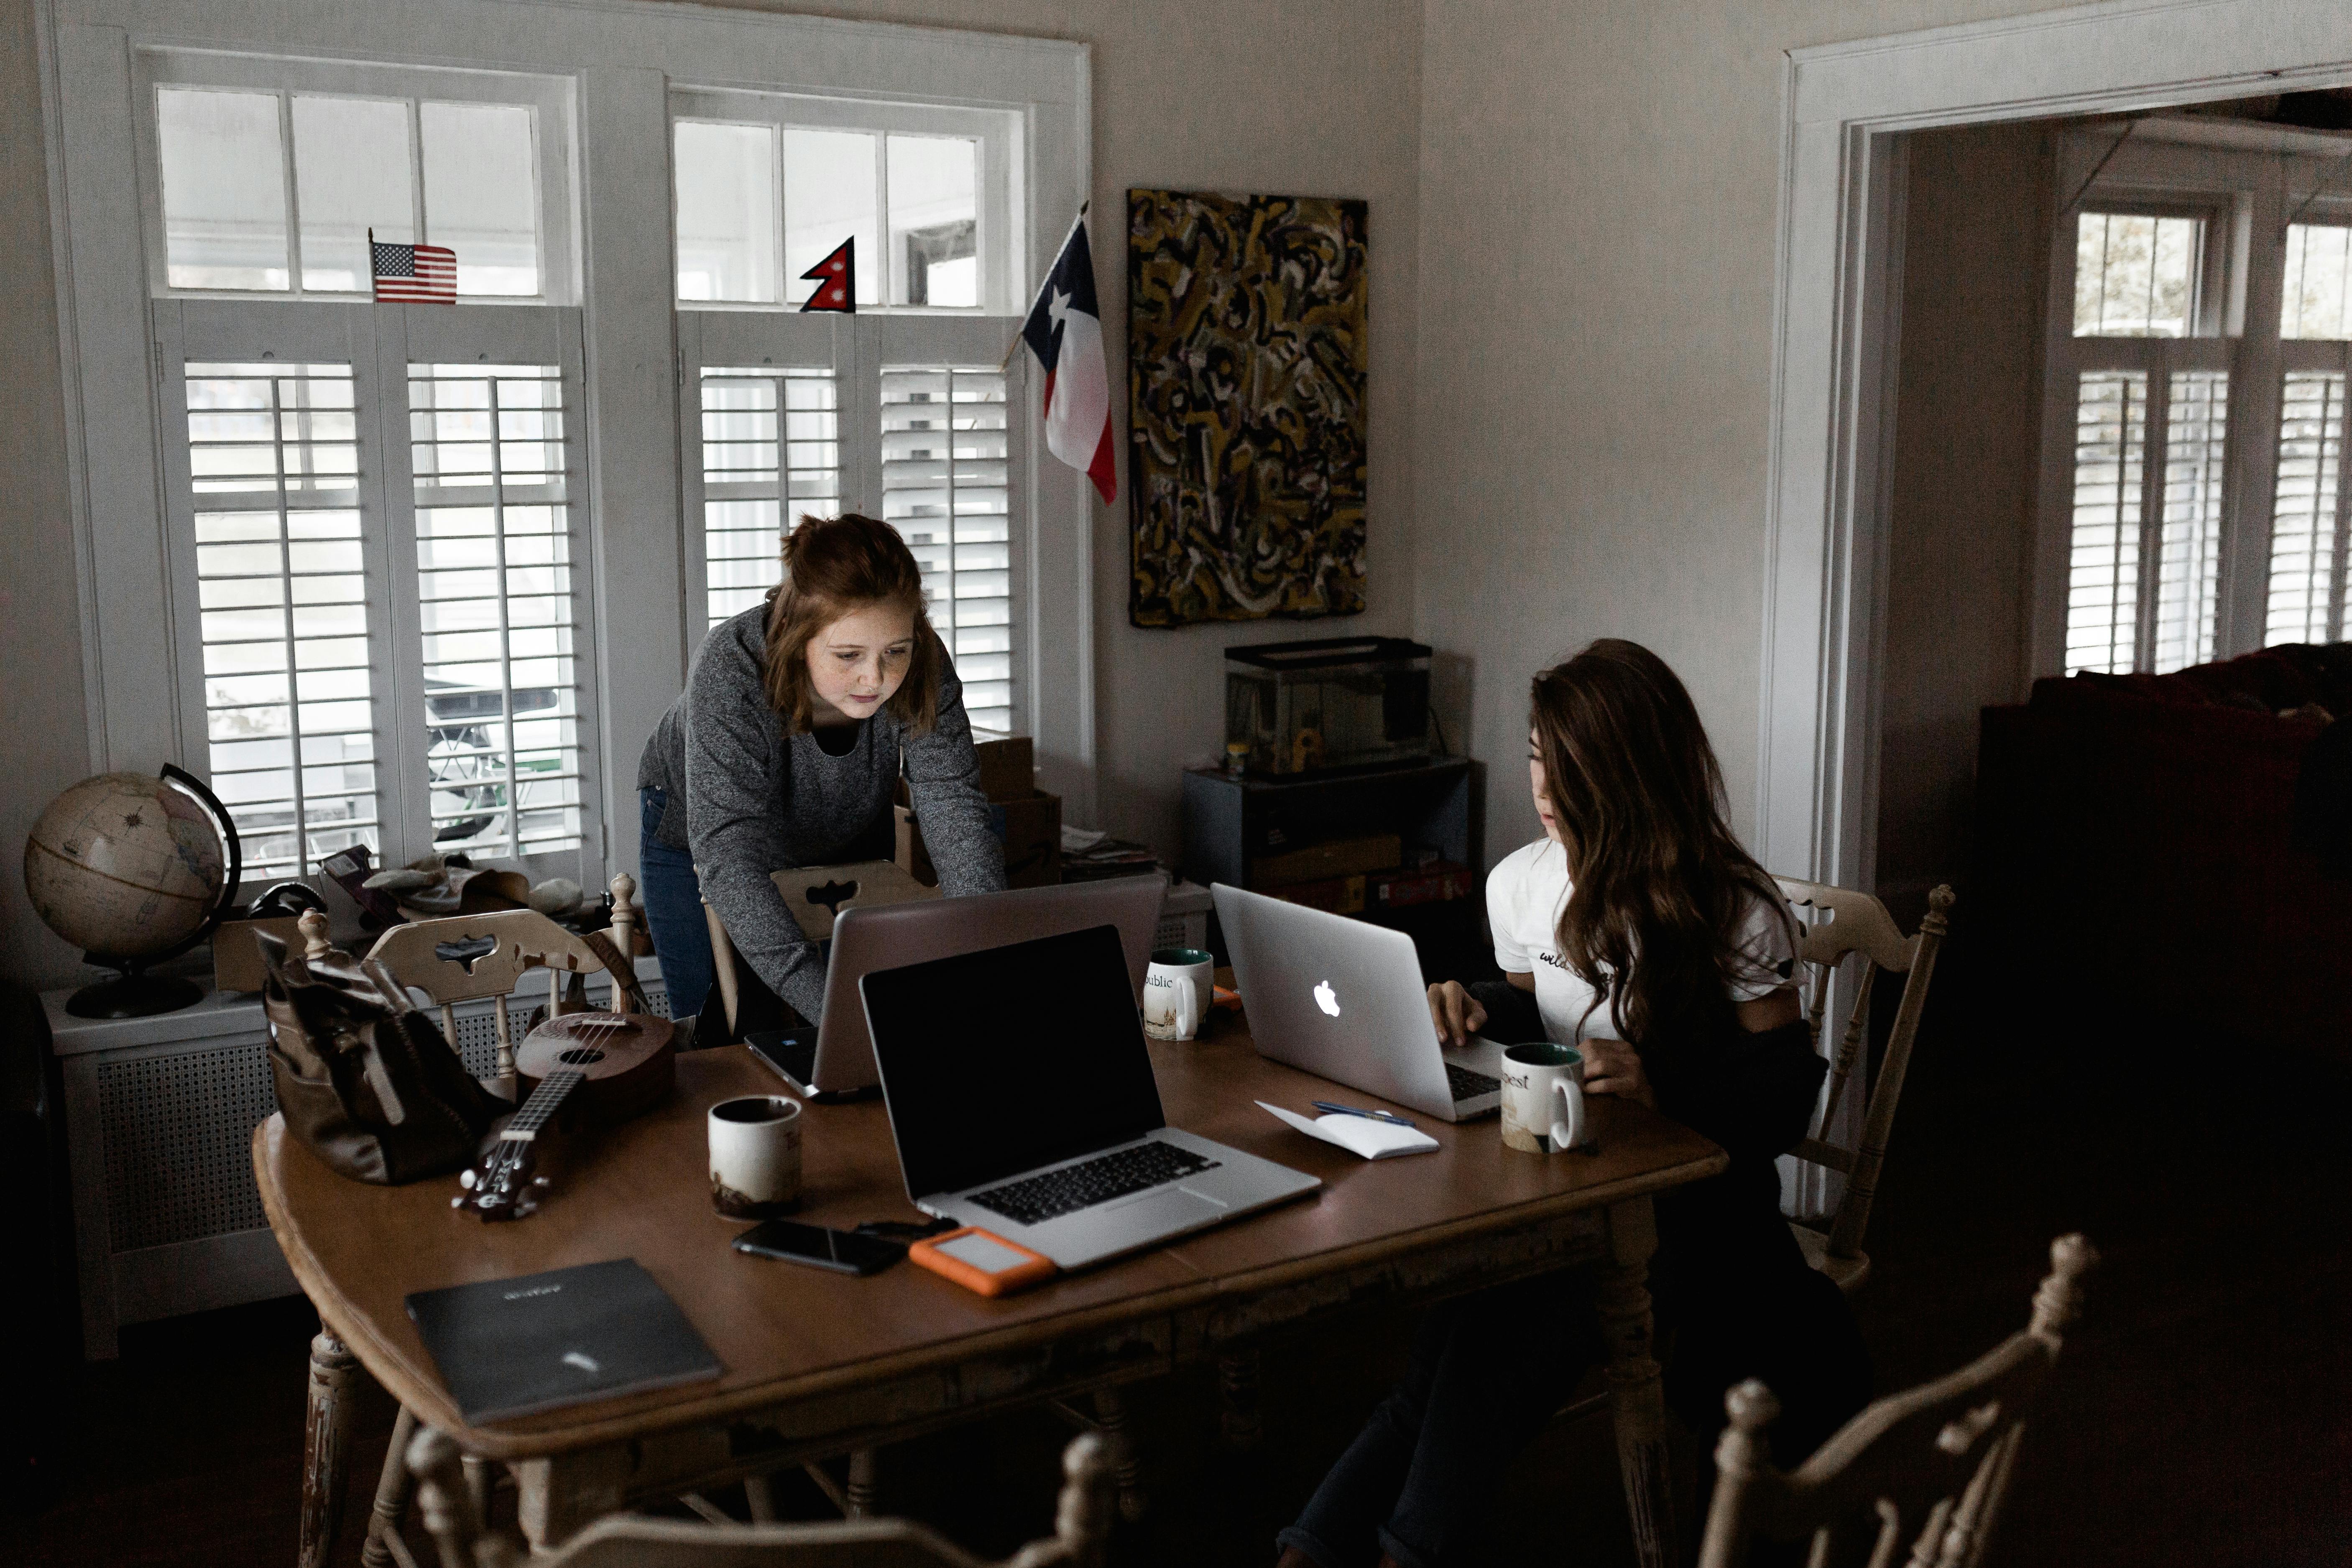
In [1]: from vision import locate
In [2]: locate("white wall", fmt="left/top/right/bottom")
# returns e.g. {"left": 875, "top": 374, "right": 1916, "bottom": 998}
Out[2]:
{"left": 1876, "top": 121, "right": 2053, "bottom": 924}
{"left": 0, "top": 0, "right": 1424, "bottom": 990}
{"left": 1412, "top": 0, "right": 2083, "bottom": 869}
{"left": 0, "top": 0, "right": 95, "bottom": 993}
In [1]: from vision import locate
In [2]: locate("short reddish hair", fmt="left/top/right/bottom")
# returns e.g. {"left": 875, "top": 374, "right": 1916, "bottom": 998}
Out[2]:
{"left": 760, "top": 514, "right": 941, "bottom": 735}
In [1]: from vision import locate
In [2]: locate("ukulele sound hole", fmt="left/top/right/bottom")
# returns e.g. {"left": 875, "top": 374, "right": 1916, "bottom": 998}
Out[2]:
{"left": 556, "top": 1046, "right": 607, "bottom": 1066}
{"left": 806, "top": 878, "right": 860, "bottom": 914}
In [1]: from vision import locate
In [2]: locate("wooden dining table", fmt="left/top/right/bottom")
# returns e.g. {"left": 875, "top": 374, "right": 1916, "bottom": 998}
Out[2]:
{"left": 254, "top": 1011, "right": 1726, "bottom": 1568}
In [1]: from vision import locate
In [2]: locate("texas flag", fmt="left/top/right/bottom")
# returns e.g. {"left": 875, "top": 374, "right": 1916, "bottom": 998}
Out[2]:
{"left": 1019, "top": 210, "right": 1117, "bottom": 505}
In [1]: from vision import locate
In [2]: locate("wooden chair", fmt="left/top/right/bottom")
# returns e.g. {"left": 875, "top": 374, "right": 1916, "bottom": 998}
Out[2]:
{"left": 405, "top": 1424, "right": 1115, "bottom": 1568}
{"left": 1697, "top": 1233, "right": 2097, "bottom": 1568}
{"left": 322, "top": 880, "right": 647, "bottom": 1568}
{"left": 363, "top": 874, "right": 647, "bottom": 1100}
{"left": 1772, "top": 878, "right": 1955, "bottom": 1293}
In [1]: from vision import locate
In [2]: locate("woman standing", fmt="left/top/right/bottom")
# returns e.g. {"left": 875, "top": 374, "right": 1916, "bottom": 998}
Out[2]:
{"left": 1277, "top": 639, "right": 1868, "bottom": 1568}
{"left": 635, "top": 513, "right": 1004, "bottom": 1026}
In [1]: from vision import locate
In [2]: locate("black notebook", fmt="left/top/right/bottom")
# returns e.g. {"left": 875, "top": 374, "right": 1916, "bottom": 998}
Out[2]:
{"left": 405, "top": 1259, "right": 722, "bottom": 1423}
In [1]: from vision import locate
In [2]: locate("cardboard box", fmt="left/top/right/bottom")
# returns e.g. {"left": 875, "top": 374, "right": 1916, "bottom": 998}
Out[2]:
{"left": 1267, "top": 874, "right": 1367, "bottom": 916}
{"left": 1249, "top": 833, "right": 1401, "bottom": 888}
{"left": 970, "top": 731, "right": 1037, "bottom": 802}
{"left": 212, "top": 915, "right": 306, "bottom": 993}
{"left": 770, "top": 860, "right": 939, "bottom": 943}
{"left": 897, "top": 789, "right": 1063, "bottom": 891}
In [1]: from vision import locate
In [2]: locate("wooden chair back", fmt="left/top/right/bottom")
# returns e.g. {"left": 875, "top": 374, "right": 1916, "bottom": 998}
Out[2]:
{"left": 1772, "top": 877, "right": 1956, "bottom": 1272}
{"left": 363, "top": 874, "right": 646, "bottom": 1094}
{"left": 1697, "top": 1233, "right": 2097, "bottom": 1568}
{"left": 406, "top": 1425, "right": 1114, "bottom": 1568}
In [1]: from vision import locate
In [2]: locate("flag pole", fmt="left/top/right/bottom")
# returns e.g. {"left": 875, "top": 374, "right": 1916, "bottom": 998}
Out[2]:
{"left": 999, "top": 200, "right": 1091, "bottom": 373}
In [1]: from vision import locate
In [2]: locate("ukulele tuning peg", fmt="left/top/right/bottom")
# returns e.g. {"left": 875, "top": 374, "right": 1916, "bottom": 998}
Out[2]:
{"left": 458, "top": 1169, "right": 477, "bottom": 1190}
{"left": 450, "top": 1194, "right": 466, "bottom": 1209}
{"left": 532, "top": 1176, "right": 550, "bottom": 1188}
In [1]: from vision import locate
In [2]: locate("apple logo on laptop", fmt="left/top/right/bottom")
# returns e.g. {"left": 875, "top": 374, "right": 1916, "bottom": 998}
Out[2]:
{"left": 1314, "top": 980, "right": 1341, "bottom": 1017}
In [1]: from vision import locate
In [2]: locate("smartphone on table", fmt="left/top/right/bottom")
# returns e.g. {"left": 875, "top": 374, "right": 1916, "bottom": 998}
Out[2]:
{"left": 731, "top": 1218, "right": 904, "bottom": 1276}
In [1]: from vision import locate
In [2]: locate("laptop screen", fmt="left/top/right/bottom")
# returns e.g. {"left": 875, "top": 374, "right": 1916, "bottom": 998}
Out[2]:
{"left": 860, "top": 924, "right": 1167, "bottom": 1199}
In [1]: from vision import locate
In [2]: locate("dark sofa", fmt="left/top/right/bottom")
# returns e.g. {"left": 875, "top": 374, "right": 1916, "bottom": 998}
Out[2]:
{"left": 1973, "top": 643, "right": 2352, "bottom": 1059}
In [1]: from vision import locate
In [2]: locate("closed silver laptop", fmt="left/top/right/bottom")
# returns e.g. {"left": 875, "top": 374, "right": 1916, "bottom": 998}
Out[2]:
{"left": 1212, "top": 882, "right": 1509, "bottom": 1123}
{"left": 760, "top": 875, "right": 1168, "bottom": 1098}
{"left": 861, "top": 924, "right": 1320, "bottom": 1270}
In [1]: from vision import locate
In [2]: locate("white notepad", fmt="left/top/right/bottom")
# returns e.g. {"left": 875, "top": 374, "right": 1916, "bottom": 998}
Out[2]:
{"left": 1256, "top": 1100, "right": 1440, "bottom": 1160}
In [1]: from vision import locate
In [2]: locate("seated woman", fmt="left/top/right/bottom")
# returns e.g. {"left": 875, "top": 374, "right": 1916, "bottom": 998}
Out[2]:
{"left": 634, "top": 513, "right": 1004, "bottom": 1029}
{"left": 1276, "top": 638, "right": 1869, "bottom": 1568}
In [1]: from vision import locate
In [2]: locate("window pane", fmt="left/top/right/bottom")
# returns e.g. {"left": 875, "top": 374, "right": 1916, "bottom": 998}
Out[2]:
{"left": 411, "top": 363, "right": 580, "bottom": 858}
{"left": 2073, "top": 211, "right": 2201, "bottom": 338}
{"left": 698, "top": 368, "right": 840, "bottom": 626}
{"left": 2152, "top": 370, "right": 2227, "bottom": 673}
{"left": 887, "top": 135, "right": 978, "bottom": 306}
{"left": 292, "top": 95, "right": 415, "bottom": 293}
{"left": 420, "top": 103, "right": 540, "bottom": 296}
{"left": 158, "top": 89, "right": 290, "bottom": 291}
{"left": 881, "top": 365, "right": 1011, "bottom": 733}
{"left": 2267, "top": 370, "right": 2347, "bottom": 645}
{"left": 784, "top": 128, "right": 879, "bottom": 308}
{"left": 185, "top": 362, "right": 378, "bottom": 878}
{"left": 675, "top": 122, "right": 779, "bottom": 303}
{"left": 2282, "top": 223, "right": 2352, "bottom": 341}
{"left": 2066, "top": 370, "right": 2147, "bottom": 674}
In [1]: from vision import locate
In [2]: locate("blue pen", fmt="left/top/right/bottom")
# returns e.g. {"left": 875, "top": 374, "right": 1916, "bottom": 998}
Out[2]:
{"left": 1313, "top": 1099, "right": 1417, "bottom": 1129}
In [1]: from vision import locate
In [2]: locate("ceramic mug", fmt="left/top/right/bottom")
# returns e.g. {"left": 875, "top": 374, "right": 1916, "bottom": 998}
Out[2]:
{"left": 709, "top": 1095, "right": 803, "bottom": 1218}
{"left": 1142, "top": 947, "right": 1214, "bottom": 1041}
{"left": 1499, "top": 1042, "right": 1588, "bottom": 1154}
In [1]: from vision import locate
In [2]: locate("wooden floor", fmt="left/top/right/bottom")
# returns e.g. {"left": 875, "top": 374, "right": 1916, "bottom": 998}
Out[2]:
{"left": 8, "top": 932, "right": 2350, "bottom": 1565}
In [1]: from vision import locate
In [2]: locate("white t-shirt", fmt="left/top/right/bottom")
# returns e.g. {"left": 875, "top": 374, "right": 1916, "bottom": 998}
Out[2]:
{"left": 1485, "top": 837, "right": 1796, "bottom": 1044}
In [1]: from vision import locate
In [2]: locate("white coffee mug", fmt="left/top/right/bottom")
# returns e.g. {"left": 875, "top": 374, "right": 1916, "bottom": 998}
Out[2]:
{"left": 1142, "top": 947, "right": 1214, "bottom": 1041}
{"left": 1499, "top": 1042, "right": 1588, "bottom": 1154}
{"left": 709, "top": 1095, "right": 803, "bottom": 1218}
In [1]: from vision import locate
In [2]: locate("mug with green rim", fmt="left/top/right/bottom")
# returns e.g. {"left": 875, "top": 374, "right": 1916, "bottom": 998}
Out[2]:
{"left": 1144, "top": 946, "right": 1214, "bottom": 1041}
{"left": 1499, "top": 1040, "right": 1589, "bottom": 1154}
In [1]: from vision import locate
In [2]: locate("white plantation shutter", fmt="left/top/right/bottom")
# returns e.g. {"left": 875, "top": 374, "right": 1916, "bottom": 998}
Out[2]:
{"left": 408, "top": 362, "right": 584, "bottom": 858}
{"left": 181, "top": 361, "right": 379, "bottom": 878}
{"left": 2066, "top": 370, "right": 2147, "bottom": 675}
{"left": 880, "top": 365, "right": 1013, "bottom": 734}
{"left": 2266, "top": 366, "right": 2351, "bottom": 645}
{"left": 2152, "top": 369, "right": 2227, "bottom": 673}
{"left": 698, "top": 368, "right": 841, "bottom": 627}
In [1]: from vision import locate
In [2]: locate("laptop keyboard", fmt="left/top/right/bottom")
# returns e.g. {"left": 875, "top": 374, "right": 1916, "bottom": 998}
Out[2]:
{"left": 969, "top": 1142, "right": 1221, "bottom": 1228}
{"left": 1447, "top": 1061, "right": 1502, "bottom": 1101}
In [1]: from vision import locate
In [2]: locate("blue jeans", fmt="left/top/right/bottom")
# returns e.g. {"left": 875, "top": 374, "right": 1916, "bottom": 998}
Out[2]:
{"left": 638, "top": 787, "right": 714, "bottom": 1022}
{"left": 1278, "top": 1271, "right": 1601, "bottom": 1568}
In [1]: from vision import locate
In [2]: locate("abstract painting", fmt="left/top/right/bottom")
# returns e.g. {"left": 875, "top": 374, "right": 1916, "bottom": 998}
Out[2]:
{"left": 1127, "top": 189, "right": 1368, "bottom": 627}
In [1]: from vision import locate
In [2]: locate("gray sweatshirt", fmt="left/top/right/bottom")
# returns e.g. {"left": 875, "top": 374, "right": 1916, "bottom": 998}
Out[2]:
{"left": 636, "top": 605, "right": 1005, "bottom": 1020}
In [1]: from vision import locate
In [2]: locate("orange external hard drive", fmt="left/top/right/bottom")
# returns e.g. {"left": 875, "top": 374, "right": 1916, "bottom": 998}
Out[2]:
{"left": 908, "top": 1227, "right": 1059, "bottom": 1297}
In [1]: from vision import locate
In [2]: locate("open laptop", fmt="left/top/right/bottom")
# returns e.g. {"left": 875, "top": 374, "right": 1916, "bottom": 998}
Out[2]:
{"left": 1212, "top": 882, "right": 1509, "bottom": 1123}
{"left": 752, "top": 875, "right": 1167, "bottom": 1099}
{"left": 861, "top": 924, "right": 1320, "bottom": 1269}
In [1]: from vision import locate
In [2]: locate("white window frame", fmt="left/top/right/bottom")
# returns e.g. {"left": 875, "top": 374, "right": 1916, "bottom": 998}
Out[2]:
{"left": 2031, "top": 123, "right": 2352, "bottom": 675}
{"left": 38, "top": 0, "right": 1096, "bottom": 896}
{"left": 670, "top": 87, "right": 1023, "bottom": 314}
{"left": 131, "top": 49, "right": 580, "bottom": 305}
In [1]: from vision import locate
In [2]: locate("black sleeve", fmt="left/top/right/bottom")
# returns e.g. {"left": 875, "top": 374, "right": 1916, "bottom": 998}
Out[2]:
{"left": 1642, "top": 1019, "right": 1825, "bottom": 1161}
{"left": 1466, "top": 978, "right": 1545, "bottom": 1043}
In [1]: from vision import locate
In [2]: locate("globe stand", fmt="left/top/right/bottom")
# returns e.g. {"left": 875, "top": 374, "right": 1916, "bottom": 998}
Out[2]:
{"left": 66, "top": 962, "right": 207, "bottom": 1019}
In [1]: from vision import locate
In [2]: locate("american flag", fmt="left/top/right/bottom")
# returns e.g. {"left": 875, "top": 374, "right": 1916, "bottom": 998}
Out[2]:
{"left": 371, "top": 238, "right": 456, "bottom": 304}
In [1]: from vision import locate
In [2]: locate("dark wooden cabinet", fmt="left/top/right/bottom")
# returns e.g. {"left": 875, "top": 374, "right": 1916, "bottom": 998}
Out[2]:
{"left": 1181, "top": 757, "right": 1487, "bottom": 976}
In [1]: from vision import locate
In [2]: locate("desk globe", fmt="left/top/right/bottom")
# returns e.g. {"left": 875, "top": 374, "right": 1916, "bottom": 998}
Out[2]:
{"left": 23, "top": 765, "right": 242, "bottom": 1017}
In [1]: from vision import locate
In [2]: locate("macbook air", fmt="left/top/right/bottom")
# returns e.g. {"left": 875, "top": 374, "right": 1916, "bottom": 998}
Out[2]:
{"left": 1212, "top": 882, "right": 1509, "bottom": 1123}
{"left": 861, "top": 924, "right": 1320, "bottom": 1270}
{"left": 753, "top": 874, "right": 1168, "bottom": 1099}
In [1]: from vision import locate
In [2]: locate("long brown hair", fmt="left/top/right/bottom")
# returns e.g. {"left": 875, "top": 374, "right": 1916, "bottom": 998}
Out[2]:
{"left": 1530, "top": 639, "right": 1788, "bottom": 1047}
{"left": 761, "top": 513, "right": 942, "bottom": 735}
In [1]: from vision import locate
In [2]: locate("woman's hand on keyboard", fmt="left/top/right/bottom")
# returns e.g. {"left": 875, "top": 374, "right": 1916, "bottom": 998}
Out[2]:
{"left": 1427, "top": 981, "right": 1487, "bottom": 1047}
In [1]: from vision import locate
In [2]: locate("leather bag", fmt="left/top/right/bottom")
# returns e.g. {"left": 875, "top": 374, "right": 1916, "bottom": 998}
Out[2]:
{"left": 256, "top": 932, "right": 506, "bottom": 1184}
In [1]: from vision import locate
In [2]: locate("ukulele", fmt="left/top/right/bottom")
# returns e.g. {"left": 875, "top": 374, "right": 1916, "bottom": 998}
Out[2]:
{"left": 453, "top": 1011, "right": 676, "bottom": 1221}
